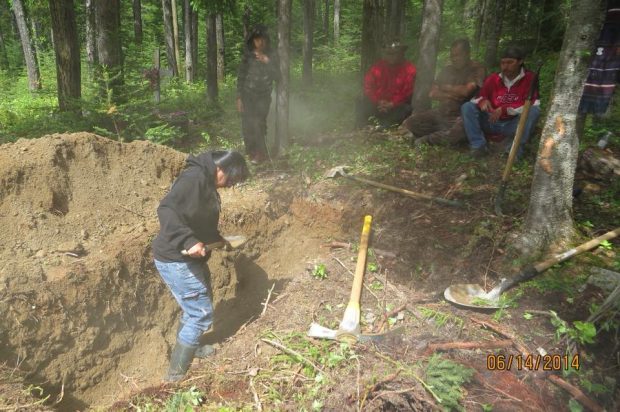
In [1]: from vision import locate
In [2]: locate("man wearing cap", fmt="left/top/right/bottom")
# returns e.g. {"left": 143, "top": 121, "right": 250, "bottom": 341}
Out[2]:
{"left": 461, "top": 46, "right": 541, "bottom": 159}
{"left": 401, "top": 38, "right": 485, "bottom": 147}
{"left": 355, "top": 41, "right": 417, "bottom": 129}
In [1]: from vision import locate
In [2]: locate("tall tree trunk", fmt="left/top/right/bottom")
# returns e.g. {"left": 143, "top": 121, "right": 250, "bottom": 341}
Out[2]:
{"left": 483, "top": 0, "right": 505, "bottom": 69}
{"left": 216, "top": 13, "right": 225, "bottom": 83}
{"left": 323, "top": 0, "right": 329, "bottom": 41}
{"left": 0, "top": 24, "right": 9, "bottom": 69}
{"left": 191, "top": 8, "right": 198, "bottom": 69}
{"left": 161, "top": 0, "right": 178, "bottom": 76}
{"left": 12, "top": 0, "right": 40, "bottom": 90}
{"left": 387, "top": 0, "right": 405, "bottom": 41}
{"left": 242, "top": 5, "right": 251, "bottom": 39}
{"left": 85, "top": 0, "right": 97, "bottom": 70}
{"left": 171, "top": 0, "right": 181, "bottom": 75}
{"left": 184, "top": 0, "right": 194, "bottom": 82}
{"left": 412, "top": 0, "right": 442, "bottom": 111}
{"left": 206, "top": 13, "right": 218, "bottom": 103}
{"left": 473, "top": 0, "right": 486, "bottom": 52}
{"left": 95, "top": 0, "right": 123, "bottom": 102}
{"left": 518, "top": 0, "right": 605, "bottom": 254}
{"left": 276, "top": 0, "right": 292, "bottom": 155}
{"left": 333, "top": 0, "right": 340, "bottom": 44}
{"left": 361, "top": 0, "right": 385, "bottom": 75}
{"left": 49, "top": 0, "right": 81, "bottom": 112}
{"left": 132, "top": 0, "right": 142, "bottom": 44}
{"left": 302, "top": 0, "right": 314, "bottom": 86}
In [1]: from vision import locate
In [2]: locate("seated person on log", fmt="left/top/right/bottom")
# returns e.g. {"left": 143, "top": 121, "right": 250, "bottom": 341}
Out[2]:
{"left": 401, "top": 38, "right": 485, "bottom": 147}
{"left": 355, "top": 41, "right": 417, "bottom": 130}
{"left": 461, "top": 46, "right": 541, "bottom": 159}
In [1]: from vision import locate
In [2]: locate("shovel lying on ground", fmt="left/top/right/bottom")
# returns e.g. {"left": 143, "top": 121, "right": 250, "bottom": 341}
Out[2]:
{"left": 325, "top": 166, "right": 463, "bottom": 208}
{"left": 308, "top": 215, "right": 390, "bottom": 343}
{"left": 181, "top": 235, "right": 247, "bottom": 256}
{"left": 444, "top": 228, "right": 620, "bottom": 309}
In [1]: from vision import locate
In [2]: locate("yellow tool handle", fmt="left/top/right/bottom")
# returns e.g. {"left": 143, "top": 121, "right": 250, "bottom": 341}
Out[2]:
{"left": 349, "top": 215, "right": 372, "bottom": 305}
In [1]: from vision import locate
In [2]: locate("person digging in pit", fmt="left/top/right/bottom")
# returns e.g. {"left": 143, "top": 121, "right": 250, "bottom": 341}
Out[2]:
{"left": 461, "top": 46, "right": 541, "bottom": 160}
{"left": 355, "top": 41, "right": 417, "bottom": 130}
{"left": 236, "top": 24, "right": 280, "bottom": 165}
{"left": 401, "top": 38, "right": 486, "bottom": 147}
{"left": 152, "top": 150, "right": 249, "bottom": 382}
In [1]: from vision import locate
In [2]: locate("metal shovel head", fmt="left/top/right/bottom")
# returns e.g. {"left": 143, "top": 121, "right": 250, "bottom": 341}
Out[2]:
{"left": 443, "top": 282, "right": 505, "bottom": 309}
{"left": 223, "top": 235, "right": 247, "bottom": 249}
{"left": 324, "top": 165, "right": 349, "bottom": 178}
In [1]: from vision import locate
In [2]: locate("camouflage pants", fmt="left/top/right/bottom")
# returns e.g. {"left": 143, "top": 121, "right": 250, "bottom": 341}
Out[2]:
{"left": 402, "top": 109, "right": 466, "bottom": 146}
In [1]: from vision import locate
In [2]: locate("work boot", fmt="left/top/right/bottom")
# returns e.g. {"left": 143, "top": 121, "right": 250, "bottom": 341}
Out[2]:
{"left": 470, "top": 146, "right": 489, "bottom": 159}
{"left": 177, "top": 321, "right": 215, "bottom": 359}
{"left": 165, "top": 340, "right": 198, "bottom": 382}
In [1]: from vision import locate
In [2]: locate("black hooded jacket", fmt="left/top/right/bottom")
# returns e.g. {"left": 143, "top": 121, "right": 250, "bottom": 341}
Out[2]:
{"left": 152, "top": 152, "right": 222, "bottom": 262}
{"left": 236, "top": 26, "right": 280, "bottom": 98}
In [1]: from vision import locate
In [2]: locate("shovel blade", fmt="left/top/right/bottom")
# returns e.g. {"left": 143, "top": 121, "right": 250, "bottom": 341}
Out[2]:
{"left": 444, "top": 283, "right": 503, "bottom": 309}
{"left": 224, "top": 235, "right": 247, "bottom": 249}
{"left": 307, "top": 322, "right": 338, "bottom": 340}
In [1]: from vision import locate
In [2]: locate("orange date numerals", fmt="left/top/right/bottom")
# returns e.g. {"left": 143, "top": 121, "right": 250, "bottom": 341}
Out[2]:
{"left": 486, "top": 354, "right": 580, "bottom": 371}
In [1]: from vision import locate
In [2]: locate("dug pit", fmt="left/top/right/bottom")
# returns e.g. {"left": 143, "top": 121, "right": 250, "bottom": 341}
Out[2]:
{"left": 0, "top": 133, "right": 343, "bottom": 409}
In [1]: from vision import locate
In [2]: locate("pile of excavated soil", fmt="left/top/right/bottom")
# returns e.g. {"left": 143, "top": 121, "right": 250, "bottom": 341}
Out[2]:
{"left": 0, "top": 133, "right": 345, "bottom": 409}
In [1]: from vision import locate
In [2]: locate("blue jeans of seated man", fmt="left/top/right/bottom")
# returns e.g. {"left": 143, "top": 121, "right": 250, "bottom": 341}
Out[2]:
{"left": 461, "top": 101, "right": 541, "bottom": 155}
{"left": 154, "top": 259, "right": 214, "bottom": 347}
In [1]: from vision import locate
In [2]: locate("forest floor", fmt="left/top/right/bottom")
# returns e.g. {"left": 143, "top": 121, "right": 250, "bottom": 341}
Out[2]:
{"left": 0, "top": 121, "right": 618, "bottom": 411}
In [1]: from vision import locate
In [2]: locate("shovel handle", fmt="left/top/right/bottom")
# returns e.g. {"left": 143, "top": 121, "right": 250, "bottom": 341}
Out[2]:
{"left": 349, "top": 215, "right": 373, "bottom": 305}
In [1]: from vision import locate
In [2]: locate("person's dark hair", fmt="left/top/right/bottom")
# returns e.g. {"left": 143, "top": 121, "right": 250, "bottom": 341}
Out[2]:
{"left": 451, "top": 38, "right": 471, "bottom": 53}
{"left": 501, "top": 45, "right": 525, "bottom": 60}
{"left": 212, "top": 150, "right": 250, "bottom": 184}
{"left": 246, "top": 24, "right": 271, "bottom": 51}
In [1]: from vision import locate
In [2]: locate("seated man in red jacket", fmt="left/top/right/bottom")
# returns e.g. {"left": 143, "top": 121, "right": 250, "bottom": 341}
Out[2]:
{"left": 462, "top": 46, "right": 541, "bottom": 159}
{"left": 355, "top": 41, "right": 417, "bottom": 129}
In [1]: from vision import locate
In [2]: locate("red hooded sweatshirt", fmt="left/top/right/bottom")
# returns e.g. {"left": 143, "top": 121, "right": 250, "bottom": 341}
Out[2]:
{"left": 364, "top": 59, "right": 417, "bottom": 106}
{"left": 473, "top": 68, "right": 540, "bottom": 120}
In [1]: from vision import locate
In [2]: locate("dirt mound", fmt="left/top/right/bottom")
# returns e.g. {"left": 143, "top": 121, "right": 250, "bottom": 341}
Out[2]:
{"left": 0, "top": 133, "right": 344, "bottom": 409}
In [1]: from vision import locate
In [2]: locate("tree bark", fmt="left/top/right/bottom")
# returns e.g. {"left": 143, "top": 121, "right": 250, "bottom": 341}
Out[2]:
{"left": 161, "top": 0, "right": 178, "bottom": 76}
{"left": 302, "top": 0, "right": 314, "bottom": 86}
{"left": 387, "top": 0, "right": 405, "bottom": 42}
{"left": 483, "top": 0, "right": 505, "bottom": 69}
{"left": 323, "top": 0, "right": 329, "bottom": 41}
{"left": 412, "top": 0, "right": 443, "bottom": 111}
{"left": 12, "top": 0, "right": 41, "bottom": 90}
{"left": 132, "top": 0, "right": 142, "bottom": 44}
{"left": 171, "top": 0, "right": 181, "bottom": 75}
{"left": 95, "top": 0, "right": 123, "bottom": 101}
{"left": 242, "top": 5, "right": 251, "bottom": 39}
{"left": 206, "top": 12, "right": 218, "bottom": 103}
{"left": 184, "top": 0, "right": 194, "bottom": 82}
{"left": 361, "top": 0, "right": 385, "bottom": 75}
{"left": 473, "top": 0, "right": 486, "bottom": 52}
{"left": 85, "top": 0, "right": 97, "bottom": 69}
{"left": 276, "top": 0, "right": 292, "bottom": 154}
{"left": 216, "top": 13, "right": 225, "bottom": 83}
{"left": 518, "top": 0, "right": 605, "bottom": 254}
{"left": 49, "top": 0, "right": 81, "bottom": 112}
{"left": 191, "top": 7, "right": 198, "bottom": 69}
{"left": 0, "top": 23, "right": 9, "bottom": 69}
{"left": 333, "top": 0, "right": 340, "bottom": 44}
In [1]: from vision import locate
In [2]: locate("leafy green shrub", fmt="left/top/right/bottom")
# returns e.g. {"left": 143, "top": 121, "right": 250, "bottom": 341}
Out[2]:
{"left": 144, "top": 124, "right": 182, "bottom": 145}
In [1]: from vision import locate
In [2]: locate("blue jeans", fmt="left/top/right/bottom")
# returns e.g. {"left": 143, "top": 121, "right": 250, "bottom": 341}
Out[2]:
{"left": 154, "top": 259, "right": 214, "bottom": 346}
{"left": 461, "top": 101, "right": 541, "bottom": 155}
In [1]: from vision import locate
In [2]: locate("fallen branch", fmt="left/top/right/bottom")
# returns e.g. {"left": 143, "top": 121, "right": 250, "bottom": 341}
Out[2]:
{"left": 424, "top": 339, "right": 513, "bottom": 356}
{"left": 547, "top": 375, "right": 604, "bottom": 412}
{"left": 249, "top": 377, "right": 262, "bottom": 411}
{"left": 470, "top": 316, "right": 531, "bottom": 355}
{"left": 261, "top": 283, "right": 275, "bottom": 317}
{"left": 324, "top": 241, "right": 351, "bottom": 249}
{"left": 260, "top": 338, "right": 325, "bottom": 375}
{"left": 360, "top": 371, "right": 401, "bottom": 410}
{"left": 374, "top": 304, "right": 407, "bottom": 333}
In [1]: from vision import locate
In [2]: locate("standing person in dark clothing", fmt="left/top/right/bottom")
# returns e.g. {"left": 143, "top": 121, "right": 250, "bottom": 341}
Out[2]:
{"left": 152, "top": 150, "right": 249, "bottom": 382}
{"left": 401, "top": 39, "right": 485, "bottom": 147}
{"left": 355, "top": 41, "right": 417, "bottom": 129}
{"left": 236, "top": 25, "right": 280, "bottom": 164}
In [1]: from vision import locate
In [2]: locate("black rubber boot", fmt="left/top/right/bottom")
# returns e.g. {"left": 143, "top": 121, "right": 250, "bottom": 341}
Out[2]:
{"left": 176, "top": 321, "right": 215, "bottom": 359}
{"left": 165, "top": 340, "right": 198, "bottom": 382}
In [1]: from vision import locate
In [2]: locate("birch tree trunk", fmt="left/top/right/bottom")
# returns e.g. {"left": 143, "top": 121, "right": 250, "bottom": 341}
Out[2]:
{"left": 12, "top": 0, "right": 40, "bottom": 90}
{"left": 216, "top": 13, "right": 225, "bottom": 83}
{"left": 483, "top": 0, "right": 505, "bottom": 69}
{"left": 206, "top": 12, "right": 218, "bottom": 103}
{"left": 184, "top": 0, "right": 194, "bottom": 82}
{"left": 333, "top": 0, "right": 340, "bottom": 44}
{"left": 95, "top": 0, "right": 123, "bottom": 101}
{"left": 302, "top": 0, "right": 314, "bottom": 87}
{"left": 361, "top": 0, "right": 385, "bottom": 75}
{"left": 161, "top": 0, "right": 178, "bottom": 76}
{"left": 412, "top": 0, "right": 442, "bottom": 111}
{"left": 85, "top": 0, "right": 97, "bottom": 69}
{"left": 132, "top": 0, "right": 142, "bottom": 44}
{"left": 171, "top": 0, "right": 181, "bottom": 75}
{"left": 276, "top": 0, "right": 292, "bottom": 155}
{"left": 49, "top": 0, "right": 81, "bottom": 112}
{"left": 518, "top": 0, "right": 606, "bottom": 254}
